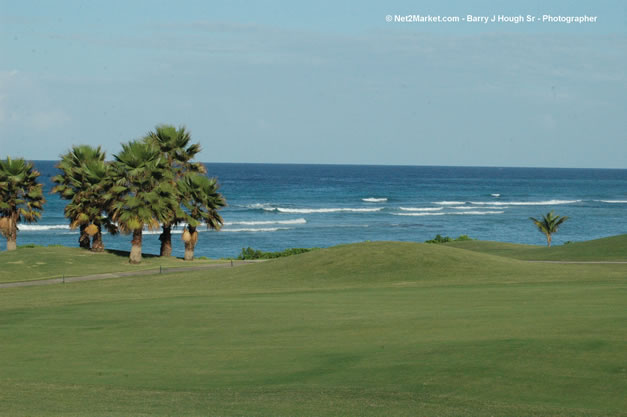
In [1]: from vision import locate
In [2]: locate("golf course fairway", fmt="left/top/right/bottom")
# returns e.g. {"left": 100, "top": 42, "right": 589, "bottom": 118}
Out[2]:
{"left": 1, "top": 237, "right": 626, "bottom": 416}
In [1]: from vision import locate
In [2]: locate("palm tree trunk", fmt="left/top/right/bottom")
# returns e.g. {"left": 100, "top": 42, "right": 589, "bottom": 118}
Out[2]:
{"left": 183, "top": 225, "right": 196, "bottom": 261}
{"left": 129, "top": 228, "right": 142, "bottom": 264}
{"left": 159, "top": 224, "right": 172, "bottom": 257}
{"left": 547, "top": 234, "right": 552, "bottom": 247}
{"left": 6, "top": 215, "right": 17, "bottom": 251}
{"left": 91, "top": 225, "right": 104, "bottom": 252}
{"left": 79, "top": 224, "right": 91, "bottom": 249}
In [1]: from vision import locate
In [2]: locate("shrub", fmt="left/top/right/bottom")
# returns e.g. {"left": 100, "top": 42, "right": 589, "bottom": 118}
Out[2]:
{"left": 425, "top": 234, "right": 473, "bottom": 244}
{"left": 425, "top": 234, "right": 451, "bottom": 244}
{"left": 237, "top": 247, "right": 316, "bottom": 260}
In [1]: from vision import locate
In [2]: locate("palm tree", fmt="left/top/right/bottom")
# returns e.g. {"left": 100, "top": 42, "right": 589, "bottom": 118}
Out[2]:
{"left": 51, "top": 145, "right": 117, "bottom": 251}
{"left": 178, "top": 173, "right": 226, "bottom": 260}
{"left": 145, "top": 124, "right": 205, "bottom": 257}
{"left": 530, "top": 211, "right": 569, "bottom": 247}
{"left": 109, "top": 140, "right": 179, "bottom": 263}
{"left": 0, "top": 157, "right": 45, "bottom": 251}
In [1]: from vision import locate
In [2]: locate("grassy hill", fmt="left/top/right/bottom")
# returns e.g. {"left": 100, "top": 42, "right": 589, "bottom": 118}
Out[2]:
{"left": 445, "top": 234, "right": 627, "bottom": 261}
{"left": 1, "top": 240, "right": 626, "bottom": 416}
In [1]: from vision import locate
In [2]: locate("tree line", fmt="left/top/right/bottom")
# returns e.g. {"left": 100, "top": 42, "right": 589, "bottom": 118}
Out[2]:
{"left": 0, "top": 124, "right": 225, "bottom": 263}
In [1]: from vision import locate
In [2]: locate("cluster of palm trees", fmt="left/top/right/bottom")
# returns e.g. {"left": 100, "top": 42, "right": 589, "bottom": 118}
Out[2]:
{"left": 0, "top": 124, "right": 225, "bottom": 263}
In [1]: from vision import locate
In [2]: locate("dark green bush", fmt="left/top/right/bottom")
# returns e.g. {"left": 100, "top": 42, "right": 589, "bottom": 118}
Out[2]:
{"left": 425, "top": 234, "right": 473, "bottom": 244}
{"left": 425, "top": 234, "right": 451, "bottom": 244}
{"left": 237, "top": 247, "right": 316, "bottom": 260}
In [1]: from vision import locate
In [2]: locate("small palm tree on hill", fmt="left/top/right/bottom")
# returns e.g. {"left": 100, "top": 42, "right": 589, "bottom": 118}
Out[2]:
{"left": 0, "top": 157, "right": 45, "bottom": 251}
{"left": 108, "top": 140, "right": 180, "bottom": 264}
{"left": 530, "top": 211, "right": 569, "bottom": 247}
{"left": 178, "top": 173, "right": 226, "bottom": 261}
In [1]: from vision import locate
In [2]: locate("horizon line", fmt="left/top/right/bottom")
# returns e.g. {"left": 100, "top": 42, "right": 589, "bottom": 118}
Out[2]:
{"left": 27, "top": 160, "right": 627, "bottom": 171}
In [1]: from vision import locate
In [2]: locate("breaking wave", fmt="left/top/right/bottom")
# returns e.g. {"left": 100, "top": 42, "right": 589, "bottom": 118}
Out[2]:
{"left": 19, "top": 225, "right": 70, "bottom": 231}
{"left": 362, "top": 197, "right": 388, "bottom": 203}
{"left": 393, "top": 212, "right": 445, "bottom": 217}
{"left": 224, "top": 218, "right": 306, "bottom": 226}
{"left": 453, "top": 211, "right": 505, "bottom": 215}
{"left": 221, "top": 227, "right": 291, "bottom": 233}
{"left": 394, "top": 210, "right": 504, "bottom": 216}
{"left": 271, "top": 207, "right": 384, "bottom": 214}
{"left": 399, "top": 207, "right": 443, "bottom": 212}
{"left": 470, "top": 199, "right": 581, "bottom": 206}
{"left": 433, "top": 201, "right": 466, "bottom": 205}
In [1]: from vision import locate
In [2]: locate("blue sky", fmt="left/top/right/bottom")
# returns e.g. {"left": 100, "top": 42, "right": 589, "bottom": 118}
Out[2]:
{"left": 1, "top": 0, "right": 625, "bottom": 167}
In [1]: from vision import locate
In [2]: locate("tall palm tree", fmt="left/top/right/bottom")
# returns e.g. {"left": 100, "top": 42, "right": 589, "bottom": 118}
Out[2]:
{"left": 109, "top": 140, "right": 179, "bottom": 264}
{"left": 0, "top": 157, "right": 45, "bottom": 251}
{"left": 145, "top": 124, "right": 205, "bottom": 257}
{"left": 178, "top": 173, "right": 226, "bottom": 261}
{"left": 51, "top": 145, "right": 117, "bottom": 251}
{"left": 530, "top": 211, "right": 569, "bottom": 247}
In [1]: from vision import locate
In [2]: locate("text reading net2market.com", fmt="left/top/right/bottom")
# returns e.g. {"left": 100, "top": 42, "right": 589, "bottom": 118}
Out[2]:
{"left": 386, "top": 14, "right": 598, "bottom": 24}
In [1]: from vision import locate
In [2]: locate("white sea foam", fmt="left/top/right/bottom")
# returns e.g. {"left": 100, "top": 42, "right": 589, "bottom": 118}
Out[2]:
{"left": 224, "top": 218, "right": 306, "bottom": 226}
{"left": 221, "top": 227, "right": 291, "bottom": 233}
{"left": 453, "top": 211, "right": 505, "bottom": 215}
{"left": 491, "top": 193, "right": 501, "bottom": 197}
{"left": 275, "top": 207, "right": 383, "bottom": 214}
{"left": 451, "top": 206, "right": 506, "bottom": 210}
{"left": 433, "top": 201, "right": 466, "bottom": 205}
{"left": 470, "top": 199, "right": 581, "bottom": 206}
{"left": 245, "top": 203, "right": 274, "bottom": 209}
{"left": 362, "top": 197, "right": 388, "bottom": 203}
{"left": 19, "top": 225, "right": 70, "bottom": 231}
{"left": 143, "top": 229, "right": 184, "bottom": 235}
{"left": 393, "top": 212, "right": 445, "bottom": 217}
{"left": 399, "top": 207, "right": 443, "bottom": 212}
{"left": 597, "top": 200, "right": 627, "bottom": 204}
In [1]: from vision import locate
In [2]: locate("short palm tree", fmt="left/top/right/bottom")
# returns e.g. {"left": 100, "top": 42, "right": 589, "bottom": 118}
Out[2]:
{"left": 109, "top": 140, "right": 179, "bottom": 263}
{"left": 145, "top": 124, "right": 205, "bottom": 257}
{"left": 530, "top": 211, "right": 569, "bottom": 247}
{"left": 0, "top": 157, "right": 45, "bottom": 251}
{"left": 178, "top": 173, "right": 226, "bottom": 261}
{"left": 52, "top": 145, "right": 117, "bottom": 251}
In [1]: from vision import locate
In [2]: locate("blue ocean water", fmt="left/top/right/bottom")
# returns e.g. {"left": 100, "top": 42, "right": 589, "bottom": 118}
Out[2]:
{"left": 12, "top": 162, "right": 627, "bottom": 259}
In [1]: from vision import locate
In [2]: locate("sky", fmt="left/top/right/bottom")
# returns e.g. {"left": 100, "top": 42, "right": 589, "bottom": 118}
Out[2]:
{"left": 0, "top": 0, "right": 626, "bottom": 168}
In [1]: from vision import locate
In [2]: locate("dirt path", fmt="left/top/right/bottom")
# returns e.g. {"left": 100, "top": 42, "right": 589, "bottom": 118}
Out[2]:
{"left": 0, "top": 260, "right": 264, "bottom": 289}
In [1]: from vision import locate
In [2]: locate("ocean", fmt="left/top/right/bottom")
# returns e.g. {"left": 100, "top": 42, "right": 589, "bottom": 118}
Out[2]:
{"left": 12, "top": 162, "right": 627, "bottom": 259}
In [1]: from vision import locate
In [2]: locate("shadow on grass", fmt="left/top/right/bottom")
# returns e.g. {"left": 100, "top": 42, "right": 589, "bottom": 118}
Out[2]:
{"left": 104, "top": 248, "right": 163, "bottom": 259}
{"left": 18, "top": 244, "right": 184, "bottom": 261}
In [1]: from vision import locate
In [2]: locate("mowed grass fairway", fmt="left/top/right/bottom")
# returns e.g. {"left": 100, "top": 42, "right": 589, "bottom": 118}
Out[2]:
{"left": 1, "top": 237, "right": 626, "bottom": 416}
{"left": 0, "top": 246, "right": 221, "bottom": 283}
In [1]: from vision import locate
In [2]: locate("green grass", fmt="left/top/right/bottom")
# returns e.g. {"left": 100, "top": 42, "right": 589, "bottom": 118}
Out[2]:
{"left": 445, "top": 234, "right": 627, "bottom": 261}
{"left": 0, "top": 240, "right": 626, "bottom": 416}
{"left": 0, "top": 246, "right": 222, "bottom": 283}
